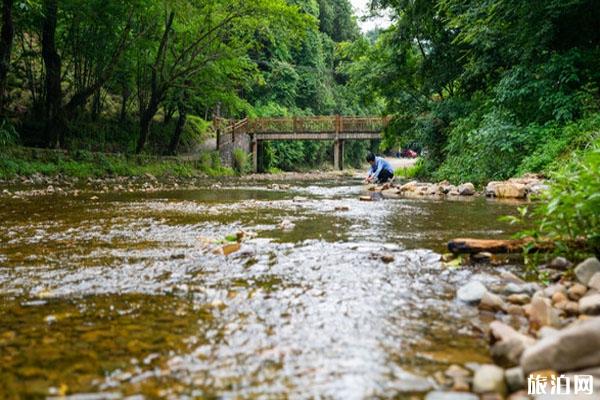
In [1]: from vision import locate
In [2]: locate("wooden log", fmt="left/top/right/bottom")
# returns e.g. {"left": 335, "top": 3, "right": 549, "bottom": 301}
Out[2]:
{"left": 447, "top": 237, "right": 554, "bottom": 255}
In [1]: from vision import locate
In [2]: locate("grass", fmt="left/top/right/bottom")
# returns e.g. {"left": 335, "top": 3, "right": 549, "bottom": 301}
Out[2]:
{"left": 0, "top": 147, "right": 234, "bottom": 179}
{"left": 394, "top": 159, "right": 424, "bottom": 180}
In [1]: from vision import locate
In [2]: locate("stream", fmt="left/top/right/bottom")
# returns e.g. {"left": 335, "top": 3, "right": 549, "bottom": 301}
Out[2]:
{"left": 0, "top": 178, "right": 526, "bottom": 399}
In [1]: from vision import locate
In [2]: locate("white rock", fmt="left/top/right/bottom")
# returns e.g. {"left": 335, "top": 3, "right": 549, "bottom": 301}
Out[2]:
{"left": 424, "top": 392, "right": 479, "bottom": 400}
{"left": 457, "top": 281, "right": 487, "bottom": 304}
{"left": 472, "top": 364, "right": 506, "bottom": 395}
{"left": 575, "top": 257, "right": 600, "bottom": 285}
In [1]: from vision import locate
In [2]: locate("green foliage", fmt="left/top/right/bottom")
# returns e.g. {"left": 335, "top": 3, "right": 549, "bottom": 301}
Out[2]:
{"left": 0, "top": 120, "right": 19, "bottom": 148}
{"left": 232, "top": 148, "right": 251, "bottom": 175}
{"left": 0, "top": 149, "right": 234, "bottom": 179}
{"left": 395, "top": 159, "right": 424, "bottom": 180}
{"left": 534, "top": 140, "right": 600, "bottom": 258}
{"left": 357, "top": 0, "right": 600, "bottom": 182}
{"left": 434, "top": 112, "right": 600, "bottom": 185}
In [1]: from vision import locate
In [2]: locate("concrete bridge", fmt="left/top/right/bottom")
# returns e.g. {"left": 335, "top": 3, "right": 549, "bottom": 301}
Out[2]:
{"left": 215, "top": 116, "right": 390, "bottom": 172}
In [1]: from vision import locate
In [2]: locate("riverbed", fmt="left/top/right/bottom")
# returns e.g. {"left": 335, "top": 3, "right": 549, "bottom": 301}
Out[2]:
{"left": 0, "top": 178, "right": 526, "bottom": 399}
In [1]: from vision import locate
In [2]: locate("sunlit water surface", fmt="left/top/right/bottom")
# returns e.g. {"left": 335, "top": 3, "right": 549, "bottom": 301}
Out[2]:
{"left": 0, "top": 179, "right": 525, "bottom": 399}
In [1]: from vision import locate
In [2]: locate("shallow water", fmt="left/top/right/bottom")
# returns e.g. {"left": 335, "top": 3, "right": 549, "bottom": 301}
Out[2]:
{"left": 0, "top": 179, "right": 526, "bottom": 399}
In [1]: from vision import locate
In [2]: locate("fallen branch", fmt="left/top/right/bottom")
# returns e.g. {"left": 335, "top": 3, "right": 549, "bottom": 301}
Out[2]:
{"left": 447, "top": 237, "right": 554, "bottom": 255}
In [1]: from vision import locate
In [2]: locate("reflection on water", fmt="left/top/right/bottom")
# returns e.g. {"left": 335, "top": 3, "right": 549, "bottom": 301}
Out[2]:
{"left": 0, "top": 180, "right": 524, "bottom": 398}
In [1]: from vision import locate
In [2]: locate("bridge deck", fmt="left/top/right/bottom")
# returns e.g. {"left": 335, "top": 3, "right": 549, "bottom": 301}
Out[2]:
{"left": 215, "top": 115, "right": 390, "bottom": 172}
{"left": 216, "top": 115, "right": 390, "bottom": 141}
{"left": 254, "top": 132, "right": 381, "bottom": 140}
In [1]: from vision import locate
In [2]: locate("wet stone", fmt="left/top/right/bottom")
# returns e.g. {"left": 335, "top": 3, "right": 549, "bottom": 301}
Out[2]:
{"left": 457, "top": 281, "right": 487, "bottom": 304}
{"left": 424, "top": 391, "right": 479, "bottom": 400}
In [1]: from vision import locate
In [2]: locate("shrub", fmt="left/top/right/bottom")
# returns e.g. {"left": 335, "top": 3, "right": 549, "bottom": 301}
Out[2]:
{"left": 0, "top": 119, "right": 18, "bottom": 148}
{"left": 531, "top": 139, "right": 600, "bottom": 259}
{"left": 232, "top": 148, "right": 250, "bottom": 175}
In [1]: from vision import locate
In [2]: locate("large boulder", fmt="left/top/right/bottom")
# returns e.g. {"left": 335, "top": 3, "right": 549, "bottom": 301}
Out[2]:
{"left": 520, "top": 317, "right": 600, "bottom": 374}
{"left": 458, "top": 182, "right": 476, "bottom": 196}
{"left": 486, "top": 182, "right": 527, "bottom": 199}
{"left": 457, "top": 281, "right": 487, "bottom": 304}
{"left": 574, "top": 257, "right": 600, "bottom": 285}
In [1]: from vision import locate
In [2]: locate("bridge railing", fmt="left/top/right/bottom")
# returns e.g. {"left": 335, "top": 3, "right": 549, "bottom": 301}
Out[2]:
{"left": 216, "top": 115, "right": 389, "bottom": 139}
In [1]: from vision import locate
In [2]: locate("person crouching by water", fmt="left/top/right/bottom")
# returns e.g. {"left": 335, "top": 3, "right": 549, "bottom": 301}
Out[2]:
{"left": 364, "top": 152, "right": 394, "bottom": 184}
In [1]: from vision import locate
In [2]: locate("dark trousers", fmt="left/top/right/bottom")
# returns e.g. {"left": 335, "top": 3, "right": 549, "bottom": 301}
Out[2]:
{"left": 377, "top": 169, "right": 394, "bottom": 183}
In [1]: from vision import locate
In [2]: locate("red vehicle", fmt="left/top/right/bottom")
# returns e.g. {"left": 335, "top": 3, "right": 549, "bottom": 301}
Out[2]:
{"left": 399, "top": 149, "right": 418, "bottom": 158}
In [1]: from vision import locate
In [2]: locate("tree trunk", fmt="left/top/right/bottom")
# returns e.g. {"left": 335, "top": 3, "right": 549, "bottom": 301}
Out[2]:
{"left": 168, "top": 107, "right": 187, "bottom": 155}
{"left": 119, "top": 86, "right": 130, "bottom": 122}
{"left": 136, "top": 97, "right": 160, "bottom": 153}
{"left": 0, "top": 0, "right": 14, "bottom": 114}
{"left": 41, "top": 0, "right": 63, "bottom": 148}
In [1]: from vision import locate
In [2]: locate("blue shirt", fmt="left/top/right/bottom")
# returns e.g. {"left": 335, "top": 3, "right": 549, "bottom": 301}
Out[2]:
{"left": 368, "top": 156, "right": 394, "bottom": 178}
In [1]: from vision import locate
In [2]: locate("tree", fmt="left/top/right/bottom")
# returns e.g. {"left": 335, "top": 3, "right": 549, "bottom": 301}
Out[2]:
{"left": 134, "top": 0, "right": 308, "bottom": 153}
{"left": 0, "top": 0, "right": 14, "bottom": 113}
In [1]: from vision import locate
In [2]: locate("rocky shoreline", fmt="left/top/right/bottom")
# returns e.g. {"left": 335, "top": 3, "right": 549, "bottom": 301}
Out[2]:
{"left": 366, "top": 173, "right": 549, "bottom": 200}
{"left": 424, "top": 257, "right": 600, "bottom": 400}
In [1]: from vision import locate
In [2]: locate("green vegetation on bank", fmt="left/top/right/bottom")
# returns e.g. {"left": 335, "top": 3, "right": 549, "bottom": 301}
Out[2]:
{"left": 0, "top": 148, "right": 233, "bottom": 179}
{"left": 514, "top": 137, "right": 600, "bottom": 262}
{"left": 344, "top": 0, "right": 600, "bottom": 184}
{"left": 0, "top": 0, "right": 379, "bottom": 172}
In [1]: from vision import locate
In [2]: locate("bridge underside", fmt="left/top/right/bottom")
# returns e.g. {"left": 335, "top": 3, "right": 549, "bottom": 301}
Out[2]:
{"left": 253, "top": 132, "right": 381, "bottom": 141}
{"left": 252, "top": 133, "right": 381, "bottom": 173}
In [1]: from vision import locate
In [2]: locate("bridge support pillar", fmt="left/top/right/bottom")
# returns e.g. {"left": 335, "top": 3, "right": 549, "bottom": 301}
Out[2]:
{"left": 252, "top": 139, "right": 258, "bottom": 173}
{"left": 333, "top": 139, "right": 344, "bottom": 170}
{"left": 252, "top": 139, "right": 265, "bottom": 173}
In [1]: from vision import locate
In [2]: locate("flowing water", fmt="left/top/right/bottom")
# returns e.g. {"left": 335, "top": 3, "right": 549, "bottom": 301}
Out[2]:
{"left": 0, "top": 178, "right": 526, "bottom": 399}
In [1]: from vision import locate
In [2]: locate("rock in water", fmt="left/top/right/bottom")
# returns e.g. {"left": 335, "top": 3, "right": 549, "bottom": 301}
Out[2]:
{"left": 485, "top": 182, "right": 527, "bottom": 199}
{"left": 579, "top": 294, "right": 600, "bottom": 315}
{"left": 478, "top": 291, "right": 507, "bottom": 313}
{"left": 212, "top": 242, "right": 241, "bottom": 256}
{"left": 472, "top": 364, "right": 506, "bottom": 395}
{"left": 458, "top": 182, "right": 476, "bottom": 196}
{"left": 574, "top": 257, "right": 600, "bottom": 285}
{"left": 424, "top": 392, "right": 479, "bottom": 400}
{"left": 520, "top": 317, "right": 600, "bottom": 374}
{"left": 457, "top": 281, "right": 487, "bottom": 304}
{"left": 381, "top": 254, "right": 395, "bottom": 263}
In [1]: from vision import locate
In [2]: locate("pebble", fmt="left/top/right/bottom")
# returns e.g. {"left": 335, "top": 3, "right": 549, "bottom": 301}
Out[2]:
{"left": 567, "top": 283, "right": 587, "bottom": 301}
{"left": 472, "top": 364, "right": 506, "bottom": 395}
{"left": 507, "top": 294, "right": 530, "bottom": 305}
{"left": 381, "top": 254, "right": 395, "bottom": 263}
